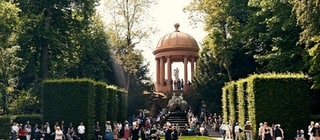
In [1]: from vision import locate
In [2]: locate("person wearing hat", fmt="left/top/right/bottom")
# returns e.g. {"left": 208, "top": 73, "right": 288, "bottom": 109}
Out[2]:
{"left": 244, "top": 121, "right": 253, "bottom": 140}
{"left": 234, "top": 123, "right": 242, "bottom": 140}
{"left": 274, "top": 124, "right": 284, "bottom": 140}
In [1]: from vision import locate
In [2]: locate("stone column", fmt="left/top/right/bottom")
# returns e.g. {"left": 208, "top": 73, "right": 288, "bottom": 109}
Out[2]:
{"left": 190, "top": 57, "right": 195, "bottom": 81}
{"left": 156, "top": 58, "right": 160, "bottom": 84}
{"left": 167, "top": 56, "right": 172, "bottom": 89}
{"left": 184, "top": 56, "right": 188, "bottom": 86}
{"left": 160, "top": 56, "right": 164, "bottom": 86}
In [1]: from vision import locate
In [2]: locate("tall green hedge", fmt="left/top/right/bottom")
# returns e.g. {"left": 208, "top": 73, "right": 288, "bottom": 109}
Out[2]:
{"left": 94, "top": 82, "right": 109, "bottom": 125}
{"left": 116, "top": 88, "right": 127, "bottom": 123}
{"left": 222, "top": 73, "right": 310, "bottom": 139}
{"left": 0, "top": 116, "right": 11, "bottom": 139}
{"left": 42, "top": 79, "right": 96, "bottom": 139}
{"left": 106, "top": 85, "right": 118, "bottom": 122}
{"left": 14, "top": 114, "right": 42, "bottom": 125}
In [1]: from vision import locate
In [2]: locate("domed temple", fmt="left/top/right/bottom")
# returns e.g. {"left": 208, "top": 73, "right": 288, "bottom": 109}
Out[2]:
{"left": 153, "top": 23, "right": 199, "bottom": 94}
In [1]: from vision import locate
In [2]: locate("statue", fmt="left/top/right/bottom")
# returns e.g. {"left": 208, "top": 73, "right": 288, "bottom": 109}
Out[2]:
{"left": 167, "top": 93, "right": 187, "bottom": 113}
{"left": 173, "top": 68, "right": 179, "bottom": 81}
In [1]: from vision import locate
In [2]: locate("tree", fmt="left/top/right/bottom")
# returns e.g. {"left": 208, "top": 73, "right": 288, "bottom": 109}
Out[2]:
{"left": 0, "top": 46, "right": 25, "bottom": 114}
{"left": 192, "top": 45, "right": 229, "bottom": 113}
{"left": 16, "top": 0, "right": 99, "bottom": 88}
{"left": 185, "top": 0, "right": 255, "bottom": 81}
{"left": 244, "top": 0, "right": 308, "bottom": 73}
{"left": 16, "top": 0, "right": 118, "bottom": 90}
{"left": 293, "top": 0, "right": 320, "bottom": 89}
{"left": 101, "top": 0, "right": 155, "bottom": 115}
{"left": 184, "top": 0, "right": 256, "bottom": 113}
{"left": 0, "top": 0, "right": 24, "bottom": 114}
{"left": 0, "top": 0, "right": 21, "bottom": 48}
{"left": 66, "top": 16, "right": 116, "bottom": 84}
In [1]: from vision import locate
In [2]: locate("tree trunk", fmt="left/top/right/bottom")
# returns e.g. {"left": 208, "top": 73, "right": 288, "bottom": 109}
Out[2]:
{"left": 41, "top": 10, "right": 50, "bottom": 80}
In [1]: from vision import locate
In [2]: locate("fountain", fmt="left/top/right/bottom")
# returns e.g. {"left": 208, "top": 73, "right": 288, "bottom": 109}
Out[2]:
{"left": 164, "top": 92, "right": 189, "bottom": 127}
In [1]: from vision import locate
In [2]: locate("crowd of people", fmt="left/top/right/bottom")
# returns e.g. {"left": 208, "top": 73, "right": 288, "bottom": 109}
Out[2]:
{"left": 10, "top": 121, "right": 86, "bottom": 140}
{"left": 10, "top": 111, "right": 319, "bottom": 140}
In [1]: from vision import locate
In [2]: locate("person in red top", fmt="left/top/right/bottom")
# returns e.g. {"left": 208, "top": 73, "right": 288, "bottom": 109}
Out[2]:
{"left": 19, "top": 124, "right": 27, "bottom": 140}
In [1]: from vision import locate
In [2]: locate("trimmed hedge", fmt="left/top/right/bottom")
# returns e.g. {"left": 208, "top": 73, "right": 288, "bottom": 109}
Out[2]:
{"left": 14, "top": 114, "right": 42, "bottom": 125}
{"left": 41, "top": 79, "right": 127, "bottom": 139}
{"left": 42, "top": 79, "right": 96, "bottom": 139}
{"left": 0, "top": 116, "right": 11, "bottom": 139}
{"left": 95, "top": 82, "right": 109, "bottom": 125}
{"left": 222, "top": 73, "right": 311, "bottom": 139}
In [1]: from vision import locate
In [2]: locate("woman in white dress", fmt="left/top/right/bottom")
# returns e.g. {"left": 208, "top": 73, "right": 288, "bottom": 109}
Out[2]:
{"left": 55, "top": 126, "right": 64, "bottom": 140}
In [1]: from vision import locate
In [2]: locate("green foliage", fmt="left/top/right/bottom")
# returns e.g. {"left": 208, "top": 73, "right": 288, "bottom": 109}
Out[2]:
{"left": 102, "top": 0, "right": 154, "bottom": 93}
{"left": 42, "top": 79, "right": 96, "bottom": 139}
{"left": 106, "top": 86, "right": 118, "bottom": 122}
{"left": 0, "top": 0, "right": 21, "bottom": 47}
{"left": 0, "top": 46, "right": 25, "bottom": 114}
{"left": 42, "top": 78, "right": 127, "bottom": 138}
{"left": 66, "top": 17, "right": 116, "bottom": 85}
{"left": 244, "top": 0, "right": 308, "bottom": 73}
{"left": 94, "top": 82, "right": 109, "bottom": 125}
{"left": 223, "top": 73, "right": 310, "bottom": 139}
{"left": 8, "top": 90, "right": 40, "bottom": 114}
{"left": 13, "top": 114, "right": 42, "bottom": 125}
{"left": 116, "top": 89, "right": 128, "bottom": 122}
{"left": 192, "top": 45, "right": 228, "bottom": 113}
{"left": 16, "top": 0, "right": 114, "bottom": 90}
{"left": 0, "top": 115, "right": 11, "bottom": 139}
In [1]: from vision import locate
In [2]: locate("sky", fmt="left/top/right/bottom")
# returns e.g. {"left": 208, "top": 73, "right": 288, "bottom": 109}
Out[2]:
{"left": 97, "top": 0, "right": 207, "bottom": 81}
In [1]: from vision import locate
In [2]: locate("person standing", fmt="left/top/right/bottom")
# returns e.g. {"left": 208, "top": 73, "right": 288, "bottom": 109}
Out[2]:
{"left": 55, "top": 126, "right": 63, "bottom": 140}
{"left": 171, "top": 126, "right": 179, "bottom": 140}
{"left": 308, "top": 121, "right": 315, "bottom": 140}
{"left": 44, "top": 122, "right": 51, "bottom": 140}
{"left": 131, "top": 124, "right": 140, "bottom": 140}
{"left": 19, "top": 124, "right": 27, "bottom": 140}
{"left": 244, "top": 121, "right": 253, "bottom": 140}
{"left": 274, "top": 124, "right": 284, "bottom": 140}
{"left": 262, "top": 122, "right": 273, "bottom": 140}
{"left": 25, "top": 124, "right": 32, "bottom": 140}
{"left": 11, "top": 122, "right": 19, "bottom": 140}
{"left": 94, "top": 122, "right": 101, "bottom": 140}
{"left": 234, "top": 123, "right": 242, "bottom": 140}
{"left": 312, "top": 123, "right": 320, "bottom": 140}
{"left": 77, "top": 122, "right": 85, "bottom": 140}
{"left": 164, "top": 125, "right": 172, "bottom": 140}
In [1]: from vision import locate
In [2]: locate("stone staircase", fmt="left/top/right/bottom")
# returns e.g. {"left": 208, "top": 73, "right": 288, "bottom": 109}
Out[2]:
{"left": 165, "top": 111, "right": 188, "bottom": 127}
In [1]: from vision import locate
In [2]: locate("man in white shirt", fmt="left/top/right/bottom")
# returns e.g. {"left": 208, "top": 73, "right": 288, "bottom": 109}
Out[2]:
{"left": 11, "top": 122, "right": 19, "bottom": 140}
{"left": 234, "top": 123, "right": 242, "bottom": 140}
{"left": 78, "top": 122, "right": 85, "bottom": 140}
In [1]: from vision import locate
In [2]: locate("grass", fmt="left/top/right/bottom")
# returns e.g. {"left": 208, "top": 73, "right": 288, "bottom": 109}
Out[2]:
{"left": 172, "top": 136, "right": 219, "bottom": 140}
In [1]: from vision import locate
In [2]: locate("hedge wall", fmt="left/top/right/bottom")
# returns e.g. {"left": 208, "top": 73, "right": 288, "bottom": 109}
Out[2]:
{"left": 94, "top": 82, "right": 109, "bottom": 125}
{"left": 116, "top": 88, "right": 127, "bottom": 123}
{"left": 222, "top": 73, "right": 310, "bottom": 139}
{"left": 0, "top": 116, "right": 11, "bottom": 139}
{"left": 42, "top": 79, "right": 96, "bottom": 139}
{"left": 106, "top": 85, "right": 118, "bottom": 122}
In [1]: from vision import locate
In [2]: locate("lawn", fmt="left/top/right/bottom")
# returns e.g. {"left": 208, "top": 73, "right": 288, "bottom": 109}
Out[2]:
{"left": 174, "top": 136, "right": 219, "bottom": 140}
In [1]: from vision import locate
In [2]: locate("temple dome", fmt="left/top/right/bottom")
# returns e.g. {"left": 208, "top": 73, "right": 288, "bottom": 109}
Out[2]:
{"left": 153, "top": 23, "right": 199, "bottom": 54}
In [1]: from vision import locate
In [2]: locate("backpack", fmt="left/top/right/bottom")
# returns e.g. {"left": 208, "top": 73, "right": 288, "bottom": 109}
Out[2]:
{"left": 239, "top": 128, "right": 243, "bottom": 133}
